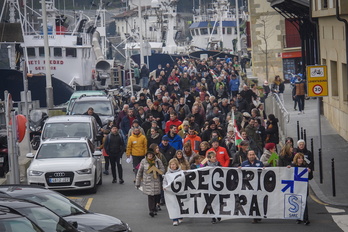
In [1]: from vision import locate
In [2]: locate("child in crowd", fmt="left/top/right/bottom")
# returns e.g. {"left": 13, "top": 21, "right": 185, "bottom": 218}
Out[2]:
{"left": 189, "top": 154, "right": 204, "bottom": 169}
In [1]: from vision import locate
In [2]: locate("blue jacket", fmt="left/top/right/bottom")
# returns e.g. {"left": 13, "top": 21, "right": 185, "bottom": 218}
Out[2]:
{"left": 163, "top": 134, "right": 183, "bottom": 150}
{"left": 229, "top": 78, "right": 240, "bottom": 92}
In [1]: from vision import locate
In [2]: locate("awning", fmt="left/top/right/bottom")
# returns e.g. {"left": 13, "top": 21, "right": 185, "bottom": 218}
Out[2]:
{"left": 267, "top": 0, "right": 309, "bottom": 19}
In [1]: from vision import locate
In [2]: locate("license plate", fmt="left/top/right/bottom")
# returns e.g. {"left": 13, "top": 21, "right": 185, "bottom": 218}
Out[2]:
{"left": 48, "top": 177, "right": 70, "bottom": 183}
{"left": 0, "top": 157, "right": 3, "bottom": 163}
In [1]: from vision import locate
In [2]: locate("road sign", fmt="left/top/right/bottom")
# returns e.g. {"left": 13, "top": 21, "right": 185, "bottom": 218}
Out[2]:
{"left": 306, "top": 65, "right": 328, "bottom": 97}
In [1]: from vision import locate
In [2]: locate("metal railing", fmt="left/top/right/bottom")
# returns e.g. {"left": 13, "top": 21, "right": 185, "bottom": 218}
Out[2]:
{"left": 265, "top": 93, "right": 290, "bottom": 140}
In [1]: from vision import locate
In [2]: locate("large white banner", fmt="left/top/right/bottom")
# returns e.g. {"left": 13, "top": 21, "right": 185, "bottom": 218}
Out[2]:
{"left": 163, "top": 167, "right": 308, "bottom": 220}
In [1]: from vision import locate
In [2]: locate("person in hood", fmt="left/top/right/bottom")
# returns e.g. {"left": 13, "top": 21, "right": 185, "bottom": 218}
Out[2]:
{"left": 265, "top": 114, "right": 279, "bottom": 145}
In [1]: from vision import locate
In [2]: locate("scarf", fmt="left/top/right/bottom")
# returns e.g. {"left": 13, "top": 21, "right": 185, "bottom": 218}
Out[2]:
{"left": 274, "top": 80, "right": 281, "bottom": 86}
{"left": 151, "top": 133, "right": 160, "bottom": 139}
{"left": 146, "top": 157, "right": 156, "bottom": 170}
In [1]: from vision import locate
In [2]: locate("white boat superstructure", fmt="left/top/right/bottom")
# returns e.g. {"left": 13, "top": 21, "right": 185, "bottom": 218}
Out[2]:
{"left": 189, "top": 0, "right": 248, "bottom": 52}
{"left": 2, "top": 0, "right": 111, "bottom": 90}
{"left": 114, "top": 0, "right": 187, "bottom": 56}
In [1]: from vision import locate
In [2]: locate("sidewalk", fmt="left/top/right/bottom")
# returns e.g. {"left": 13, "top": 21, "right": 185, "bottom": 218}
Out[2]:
{"left": 281, "top": 83, "right": 348, "bottom": 206}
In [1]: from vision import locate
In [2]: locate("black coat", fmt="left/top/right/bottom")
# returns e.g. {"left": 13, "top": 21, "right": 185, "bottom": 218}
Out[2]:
{"left": 104, "top": 133, "right": 124, "bottom": 156}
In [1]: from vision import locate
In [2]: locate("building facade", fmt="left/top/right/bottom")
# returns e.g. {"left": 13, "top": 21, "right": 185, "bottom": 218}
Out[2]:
{"left": 312, "top": 0, "right": 348, "bottom": 140}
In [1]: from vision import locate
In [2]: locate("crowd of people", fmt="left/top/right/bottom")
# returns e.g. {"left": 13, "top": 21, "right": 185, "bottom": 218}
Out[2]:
{"left": 97, "top": 56, "right": 313, "bottom": 226}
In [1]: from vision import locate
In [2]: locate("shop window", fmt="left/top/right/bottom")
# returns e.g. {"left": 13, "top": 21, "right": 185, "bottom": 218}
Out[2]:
{"left": 27, "top": 48, "right": 35, "bottom": 57}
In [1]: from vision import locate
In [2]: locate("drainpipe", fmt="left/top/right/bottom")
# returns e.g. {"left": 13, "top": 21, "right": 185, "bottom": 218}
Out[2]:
{"left": 336, "top": 0, "right": 348, "bottom": 88}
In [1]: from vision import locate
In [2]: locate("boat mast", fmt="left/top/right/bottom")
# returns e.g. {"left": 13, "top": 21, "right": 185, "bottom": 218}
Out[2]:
{"left": 236, "top": 0, "right": 241, "bottom": 54}
{"left": 41, "top": 0, "right": 54, "bottom": 108}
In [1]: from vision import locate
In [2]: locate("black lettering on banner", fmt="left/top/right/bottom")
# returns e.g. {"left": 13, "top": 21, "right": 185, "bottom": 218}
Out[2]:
{"left": 219, "top": 194, "right": 231, "bottom": 215}
{"left": 184, "top": 172, "right": 197, "bottom": 191}
{"left": 242, "top": 170, "right": 254, "bottom": 190}
{"left": 257, "top": 169, "right": 262, "bottom": 191}
{"left": 263, "top": 195, "right": 268, "bottom": 218}
{"left": 212, "top": 168, "right": 224, "bottom": 191}
{"left": 249, "top": 195, "right": 261, "bottom": 216}
{"left": 176, "top": 195, "right": 189, "bottom": 214}
{"left": 197, "top": 169, "right": 210, "bottom": 190}
{"left": 234, "top": 194, "right": 247, "bottom": 216}
{"left": 190, "top": 193, "right": 202, "bottom": 214}
{"left": 171, "top": 174, "right": 183, "bottom": 193}
{"left": 264, "top": 170, "right": 276, "bottom": 192}
{"left": 202, "top": 193, "right": 216, "bottom": 214}
{"left": 226, "top": 169, "right": 239, "bottom": 191}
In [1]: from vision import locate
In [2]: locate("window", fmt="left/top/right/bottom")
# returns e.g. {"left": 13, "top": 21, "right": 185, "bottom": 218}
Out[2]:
{"left": 330, "top": 60, "right": 338, "bottom": 96}
{"left": 200, "top": 28, "right": 208, "bottom": 35}
{"left": 54, "top": 48, "right": 62, "bottom": 57}
{"left": 27, "top": 47, "right": 35, "bottom": 57}
{"left": 322, "top": 0, "right": 328, "bottom": 8}
{"left": 209, "top": 28, "right": 217, "bottom": 34}
{"left": 39, "top": 47, "right": 45, "bottom": 57}
{"left": 191, "top": 29, "right": 195, "bottom": 36}
{"left": 66, "top": 48, "right": 77, "bottom": 57}
{"left": 227, "top": 27, "right": 232, "bottom": 35}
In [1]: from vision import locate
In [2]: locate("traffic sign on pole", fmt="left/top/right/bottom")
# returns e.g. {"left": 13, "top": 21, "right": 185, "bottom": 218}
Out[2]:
{"left": 306, "top": 65, "right": 328, "bottom": 97}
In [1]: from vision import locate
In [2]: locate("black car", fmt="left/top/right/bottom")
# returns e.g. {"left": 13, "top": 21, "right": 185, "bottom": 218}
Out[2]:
{"left": 0, "top": 210, "right": 44, "bottom": 232}
{"left": 0, "top": 185, "right": 131, "bottom": 232}
{"left": 0, "top": 197, "right": 77, "bottom": 232}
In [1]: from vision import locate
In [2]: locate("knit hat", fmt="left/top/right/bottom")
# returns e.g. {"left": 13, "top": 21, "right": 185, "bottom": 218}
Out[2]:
{"left": 162, "top": 135, "right": 170, "bottom": 141}
{"left": 182, "top": 120, "right": 189, "bottom": 126}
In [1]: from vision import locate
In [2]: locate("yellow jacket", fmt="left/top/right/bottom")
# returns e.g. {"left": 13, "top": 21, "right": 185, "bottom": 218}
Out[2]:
{"left": 126, "top": 133, "right": 147, "bottom": 157}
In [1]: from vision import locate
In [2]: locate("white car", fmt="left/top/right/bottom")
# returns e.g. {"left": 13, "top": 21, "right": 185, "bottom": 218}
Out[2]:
{"left": 26, "top": 138, "right": 102, "bottom": 193}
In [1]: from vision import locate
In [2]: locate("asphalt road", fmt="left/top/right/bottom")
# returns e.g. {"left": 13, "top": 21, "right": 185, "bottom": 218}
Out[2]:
{"left": 64, "top": 157, "right": 346, "bottom": 232}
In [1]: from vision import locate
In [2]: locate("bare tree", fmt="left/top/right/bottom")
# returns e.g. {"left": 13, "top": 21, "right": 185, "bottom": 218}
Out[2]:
{"left": 256, "top": 12, "right": 275, "bottom": 81}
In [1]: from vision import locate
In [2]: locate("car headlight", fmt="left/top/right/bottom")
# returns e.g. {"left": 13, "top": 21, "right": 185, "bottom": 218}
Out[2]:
{"left": 76, "top": 168, "right": 92, "bottom": 174}
{"left": 29, "top": 170, "right": 44, "bottom": 176}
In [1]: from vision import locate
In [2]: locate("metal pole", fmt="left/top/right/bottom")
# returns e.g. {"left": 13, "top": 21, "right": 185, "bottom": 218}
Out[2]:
{"left": 301, "top": 127, "right": 303, "bottom": 139}
{"left": 22, "top": 59, "right": 31, "bottom": 153}
{"left": 137, "top": 1, "right": 144, "bottom": 66}
{"left": 310, "top": 138, "right": 314, "bottom": 170}
{"left": 319, "top": 148, "right": 323, "bottom": 184}
{"left": 331, "top": 158, "right": 336, "bottom": 197}
{"left": 235, "top": 0, "right": 241, "bottom": 52}
{"left": 317, "top": 97, "right": 322, "bottom": 151}
{"left": 297, "top": 121, "right": 300, "bottom": 141}
{"left": 11, "top": 112, "right": 20, "bottom": 184}
{"left": 304, "top": 129, "right": 307, "bottom": 145}
{"left": 41, "top": 0, "right": 54, "bottom": 109}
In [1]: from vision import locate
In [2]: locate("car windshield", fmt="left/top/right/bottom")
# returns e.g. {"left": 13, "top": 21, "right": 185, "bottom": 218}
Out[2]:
{"left": 36, "top": 143, "right": 90, "bottom": 159}
{"left": 0, "top": 217, "right": 42, "bottom": 232}
{"left": 17, "top": 192, "right": 86, "bottom": 217}
{"left": 16, "top": 206, "right": 76, "bottom": 232}
{"left": 71, "top": 100, "right": 112, "bottom": 116}
{"left": 42, "top": 122, "right": 92, "bottom": 140}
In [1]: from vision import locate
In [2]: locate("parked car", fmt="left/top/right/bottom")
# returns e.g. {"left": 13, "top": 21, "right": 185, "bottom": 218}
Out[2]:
{"left": 26, "top": 138, "right": 102, "bottom": 193}
{"left": 69, "top": 95, "right": 116, "bottom": 127}
{"left": 41, "top": 115, "right": 99, "bottom": 146}
{"left": 0, "top": 197, "right": 78, "bottom": 232}
{"left": 66, "top": 90, "right": 106, "bottom": 115}
{"left": 0, "top": 209, "right": 43, "bottom": 231}
{"left": 0, "top": 185, "right": 132, "bottom": 232}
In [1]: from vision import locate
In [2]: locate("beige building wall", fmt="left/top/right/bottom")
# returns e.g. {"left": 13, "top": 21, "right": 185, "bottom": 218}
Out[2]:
{"left": 313, "top": 0, "right": 348, "bottom": 140}
{"left": 249, "top": 0, "right": 284, "bottom": 82}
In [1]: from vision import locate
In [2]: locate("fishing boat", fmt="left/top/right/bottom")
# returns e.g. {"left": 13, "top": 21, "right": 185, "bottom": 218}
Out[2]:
{"left": 0, "top": 0, "right": 113, "bottom": 106}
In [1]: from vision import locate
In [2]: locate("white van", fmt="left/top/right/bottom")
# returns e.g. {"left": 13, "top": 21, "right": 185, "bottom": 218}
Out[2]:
{"left": 41, "top": 115, "right": 99, "bottom": 145}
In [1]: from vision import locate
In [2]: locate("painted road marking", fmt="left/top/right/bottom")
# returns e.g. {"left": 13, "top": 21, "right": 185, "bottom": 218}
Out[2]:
{"left": 68, "top": 197, "right": 93, "bottom": 210}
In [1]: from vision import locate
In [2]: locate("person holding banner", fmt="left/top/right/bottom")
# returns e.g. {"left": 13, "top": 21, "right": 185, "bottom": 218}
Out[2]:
{"left": 163, "top": 158, "right": 184, "bottom": 226}
{"left": 260, "top": 143, "right": 279, "bottom": 167}
{"left": 290, "top": 153, "right": 311, "bottom": 225}
{"left": 135, "top": 151, "right": 165, "bottom": 218}
{"left": 231, "top": 140, "right": 250, "bottom": 167}
{"left": 206, "top": 138, "right": 230, "bottom": 167}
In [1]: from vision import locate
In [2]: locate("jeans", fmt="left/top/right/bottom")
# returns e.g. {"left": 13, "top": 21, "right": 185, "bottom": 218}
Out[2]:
{"left": 296, "top": 95, "right": 305, "bottom": 112}
{"left": 142, "top": 76, "right": 149, "bottom": 88}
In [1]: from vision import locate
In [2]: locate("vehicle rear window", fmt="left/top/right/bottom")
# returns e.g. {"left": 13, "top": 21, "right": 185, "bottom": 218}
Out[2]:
{"left": 42, "top": 122, "right": 91, "bottom": 140}
{"left": 71, "top": 101, "right": 112, "bottom": 116}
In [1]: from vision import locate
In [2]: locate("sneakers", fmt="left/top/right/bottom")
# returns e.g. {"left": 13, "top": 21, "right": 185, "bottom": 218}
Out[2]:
{"left": 304, "top": 220, "right": 310, "bottom": 225}
{"left": 112, "top": 179, "right": 117, "bottom": 183}
{"left": 119, "top": 179, "right": 124, "bottom": 184}
{"left": 211, "top": 218, "right": 217, "bottom": 224}
{"left": 173, "top": 221, "right": 178, "bottom": 226}
{"left": 103, "top": 170, "right": 109, "bottom": 175}
{"left": 149, "top": 212, "right": 155, "bottom": 217}
{"left": 157, "top": 204, "right": 161, "bottom": 211}
{"left": 178, "top": 219, "right": 183, "bottom": 224}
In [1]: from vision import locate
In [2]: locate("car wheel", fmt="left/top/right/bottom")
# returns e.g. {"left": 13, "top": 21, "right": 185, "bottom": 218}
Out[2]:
{"left": 97, "top": 172, "right": 102, "bottom": 185}
{"left": 90, "top": 173, "right": 98, "bottom": 194}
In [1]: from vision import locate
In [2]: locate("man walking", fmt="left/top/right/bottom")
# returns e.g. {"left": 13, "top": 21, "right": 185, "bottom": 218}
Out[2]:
{"left": 104, "top": 125, "right": 125, "bottom": 184}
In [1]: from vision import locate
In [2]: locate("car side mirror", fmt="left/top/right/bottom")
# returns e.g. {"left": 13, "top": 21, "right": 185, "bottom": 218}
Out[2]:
{"left": 93, "top": 151, "right": 102, "bottom": 156}
{"left": 26, "top": 153, "right": 35, "bottom": 158}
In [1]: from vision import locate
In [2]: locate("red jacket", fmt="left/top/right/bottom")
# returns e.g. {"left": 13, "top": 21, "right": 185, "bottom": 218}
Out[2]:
{"left": 184, "top": 134, "right": 202, "bottom": 153}
{"left": 165, "top": 118, "right": 182, "bottom": 133}
{"left": 207, "top": 146, "right": 230, "bottom": 167}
